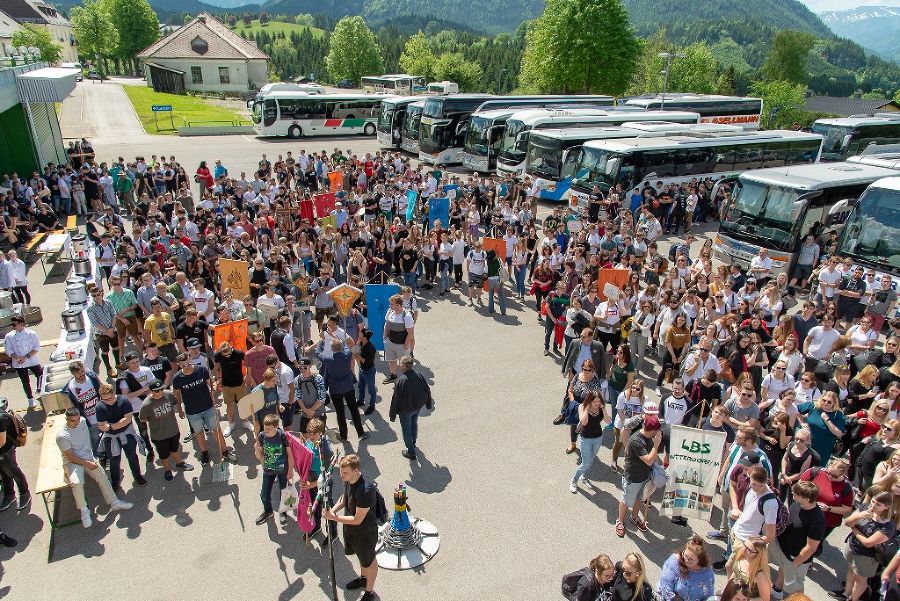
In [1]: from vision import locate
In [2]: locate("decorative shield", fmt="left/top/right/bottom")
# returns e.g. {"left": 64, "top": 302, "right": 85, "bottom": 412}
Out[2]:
{"left": 328, "top": 283, "right": 362, "bottom": 317}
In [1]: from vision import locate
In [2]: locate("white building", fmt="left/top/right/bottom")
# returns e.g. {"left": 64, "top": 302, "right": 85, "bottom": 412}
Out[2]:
{"left": 0, "top": 0, "right": 77, "bottom": 63}
{"left": 137, "top": 13, "right": 269, "bottom": 94}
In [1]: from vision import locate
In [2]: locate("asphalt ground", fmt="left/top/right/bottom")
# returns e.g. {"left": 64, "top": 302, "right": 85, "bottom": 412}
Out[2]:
{"left": 0, "top": 83, "right": 846, "bottom": 600}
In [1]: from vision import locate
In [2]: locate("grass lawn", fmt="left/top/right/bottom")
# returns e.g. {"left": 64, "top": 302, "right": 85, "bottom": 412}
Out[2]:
{"left": 233, "top": 20, "right": 324, "bottom": 38}
{"left": 122, "top": 85, "right": 247, "bottom": 134}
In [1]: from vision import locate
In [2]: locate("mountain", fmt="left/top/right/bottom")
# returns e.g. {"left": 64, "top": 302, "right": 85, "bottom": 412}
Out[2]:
{"left": 820, "top": 6, "right": 900, "bottom": 61}
{"left": 625, "top": 0, "right": 832, "bottom": 36}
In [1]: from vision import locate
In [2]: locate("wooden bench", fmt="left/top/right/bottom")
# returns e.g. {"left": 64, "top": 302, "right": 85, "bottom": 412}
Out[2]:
{"left": 65, "top": 215, "right": 77, "bottom": 232}
{"left": 35, "top": 414, "right": 79, "bottom": 560}
{"left": 20, "top": 232, "right": 46, "bottom": 263}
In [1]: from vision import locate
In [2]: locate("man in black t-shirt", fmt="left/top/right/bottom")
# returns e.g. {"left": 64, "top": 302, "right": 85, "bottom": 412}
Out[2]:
{"left": 399, "top": 239, "right": 419, "bottom": 296}
{"left": 142, "top": 343, "right": 174, "bottom": 388}
{"left": 172, "top": 354, "right": 235, "bottom": 464}
{"left": 213, "top": 342, "right": 250, "bottom": 436}
{"left": 175, "top": 309, "right": 209, "bottom": 354}
{"left": 617, "top": 415, "right": 662, "bottom": 537}
{"left": 769, "top": 481, "right": 825, "bottom": 596}
{"left": 355, "top": 329, "right": 378, "bottom": 415}
{"left": 325, "top": 454, "right": 379, "bottom": 601}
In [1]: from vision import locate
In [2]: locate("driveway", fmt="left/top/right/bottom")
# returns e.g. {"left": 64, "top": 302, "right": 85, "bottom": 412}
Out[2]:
{"left": 59, "top": 81, "right": 148, "bottom": 143}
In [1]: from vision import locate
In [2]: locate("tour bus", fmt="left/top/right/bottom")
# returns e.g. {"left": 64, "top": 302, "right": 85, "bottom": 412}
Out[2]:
{"left": 568, "top": 130, "right": 823, "bottom": 209}
{"left": 811, "top": 115, "right": 900, "bottom": 161}
{"left": 426, "top": 81, "right": 458, "bottom": 94}
{"left": 847, "top": 152, "right": 900, "bottom": 169}
{"left": 524, "top": 122, "right": 722, "bottom": 202}
{"left": 376, "top": 96, "right": 420, "bottom": 149}
{"left": 256, "top": 82, "right": 325, "bottom": 96}
{"left": 624, "top": 94, "right": 763, "bottom": 130}
{"left": 361, "top": 74, "right": 426, "bottom": 95}
{"left": 251, "top": 91, "right": 392, "bottom": 138}
{"left": 835, "top": 176, "right": 900, "bottom": 306}
{"left": 400, "top": 100, "right": 426, "bottom": 154}
{"left": 419, "top": 95, "right": 615, "bottom": 166}
{"left": 713, "top": 161, "right": 900, "bottom": 278}
{"left": 495, "top": 108, "right": 702, "bottom": 178}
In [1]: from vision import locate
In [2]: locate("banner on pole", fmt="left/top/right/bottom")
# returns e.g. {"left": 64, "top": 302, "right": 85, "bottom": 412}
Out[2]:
{"left": 365, "top": 284, "right": 400, "bottom": 351}
{"left": 405, "top": 190, "right": 417, "bottom": 221}
{"left": 328, "top": 171, "right": 343, "bottom": 193}
{"left": 661, "top": 425, "right": 727, "bottom": 520}
{"left": 212, "top": 318, "right": 249, "bottom": 353}
{"left": 597, "top": 268, "right": 629, "bottom": 301}
{"left": 481, "top": 237, "right": 506, "bottom": 291}
{"left": 219, "top": 259, "right": 250, "bottom": 298}
{"left": 314, "top": 193, "right": 336, "bottom": 218}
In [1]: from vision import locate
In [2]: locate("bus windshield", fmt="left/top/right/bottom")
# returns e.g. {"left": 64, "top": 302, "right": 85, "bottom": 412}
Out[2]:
{"left": 499, "top": 119, "right": 527, "bottom": 163}
{"left": 420, "top": 121, "right": 450, "bottom": 153}
{"left": 572, "top": 148, "right": 621, "bottom": 191}
{"left": 251, "top": 101, "right": 263, "bottom": 124}
{"left": 403, "top": 109, "right": 421, "bottom": 137}
{"left": 464, "top": 116, "right": 491, "bottom": 156}
{"left": 526, "top": 138, "right": 562, "bottom": 179}
{"left": 719, "top": 181, "right": 803, "bottom": 251}
{"left": 810, "top": 123, "right": 851, "bottom": 161}
{"left": 837, "top": 186, "right": 900, "bottom": 271}
{"left": 422, "top": 98, "right": 444, "bottom": 118}
{"left": 377, "top": 104, "right": 395, "bottom": 132}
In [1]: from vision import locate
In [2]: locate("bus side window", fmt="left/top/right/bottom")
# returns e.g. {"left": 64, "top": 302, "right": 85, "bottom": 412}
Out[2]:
{"left": 714, "top": 146, "right": 735, "bottom": 173}
{"left": 264, "top": 100, "right": 277, "bottom": 127}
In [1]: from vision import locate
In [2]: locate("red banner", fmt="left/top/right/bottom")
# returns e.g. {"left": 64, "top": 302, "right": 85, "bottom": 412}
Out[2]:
{"left": 299, "top": 199, "right": 314, "bottom": 223}
{"left": 314, "top": 193, "right": 336, "bottom": 218}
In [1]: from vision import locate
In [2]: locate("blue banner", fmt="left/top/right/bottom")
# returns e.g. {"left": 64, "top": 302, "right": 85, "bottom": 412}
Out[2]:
{"left": 365, "top": 284, "right": 400, "bottom": 351}
{"left": 405, "top": 190, "right": 417, "bottom": 221}
{"left": 428, "top": 196, "right": 450, "bottom": 231}
{"left": 443, "top": 184, "right": 460, "bottom": 200}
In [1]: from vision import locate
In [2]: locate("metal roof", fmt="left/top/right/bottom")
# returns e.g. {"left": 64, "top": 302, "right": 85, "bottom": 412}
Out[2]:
{"left": 15, "top": 65, "right": 76, "bottom": 102}
{"left": 870, "top": 176, "right": 900, "bottom": 191}
{"left": 739, "top": 162, "right": 900, "bottom": 191}
{"left": 583, "top": 130, "right": 822, "bottom": 151}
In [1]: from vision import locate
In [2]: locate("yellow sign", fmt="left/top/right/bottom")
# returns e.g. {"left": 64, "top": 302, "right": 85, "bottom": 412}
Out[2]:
{"left": 219, "top": 258, "right": 250, "bottom": 298}
{"left": 328, "top": 283, "right": 362, "bottom": 317}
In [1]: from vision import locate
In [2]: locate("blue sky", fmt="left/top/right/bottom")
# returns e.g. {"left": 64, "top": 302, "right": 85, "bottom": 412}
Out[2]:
{"left": 801, "top": 0, "right": 900, "bottom": 12}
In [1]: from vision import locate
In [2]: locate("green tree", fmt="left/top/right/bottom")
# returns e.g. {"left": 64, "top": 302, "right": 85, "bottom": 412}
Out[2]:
{"left": 227, "top": 14, "right": 237, "bottom": 27}
{"left": 716, "top": 66, "right": 737, "bottom": 95}
{"left": 242, "top": 13, "right": 252, "bottom": 26}
{"left": 750, "top": 79, "right": 807, "bottom": 129}
{"left": 628, "top": 28, "right": 667, "bottom": 95}
{"left": 326, "top": 16, "right": 382, "bottom": 85}
{"left": 668, "top": 42, "right": 718, "bottom": 94}
{"left": 433, "top": 52, "right": 482, "bottom": 92}
{"left": 108, "top": 0, "right": 159, "bottom": 75}
{"left": 294, "top": 14, "right": 315, "bottom": 28}
{"left": 71, "top": 0, "right": 119, "bottom": 79}
{"left": 11, "top": 24, "right": 62, "bottom": 64}
{"left": 520, "top": 0, "right": 640, "bottom": 95}
{"left": 762, "top": 29, "right": 816, "bottom": 85}
{"left": 399, "top": 32, "right": 437, "bottom": 82}
{"left": 259, "top": 12, "right": 269, "bottom": 25}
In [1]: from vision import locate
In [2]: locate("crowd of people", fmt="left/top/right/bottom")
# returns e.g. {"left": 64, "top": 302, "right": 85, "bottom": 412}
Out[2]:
{"left": 1, "top": 139, "right": 900, "bottom": 601}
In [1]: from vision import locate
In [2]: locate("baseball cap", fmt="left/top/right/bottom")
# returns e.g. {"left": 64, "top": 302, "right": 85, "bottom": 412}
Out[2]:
{"left": 738, "top": 451, "right": 761, "bottom": 467}
{"left": 148, "top": 380, "right": 164, "bottom": 391}
{"left": 187, "top": 338, "right": 201, "bottom": 349}
{"left": 643, "top": 401, "right": 660, "bottom": 415}
{"left": 124, "top": 351, "right": 139, "bottom": 361}
{"left": 298, "top": 358, "right": 312, "bottom": 367}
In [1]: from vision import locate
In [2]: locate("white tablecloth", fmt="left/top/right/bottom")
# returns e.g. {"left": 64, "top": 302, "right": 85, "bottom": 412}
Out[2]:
{"left": 37, "top": 233, "right": 71, "bottom": 255}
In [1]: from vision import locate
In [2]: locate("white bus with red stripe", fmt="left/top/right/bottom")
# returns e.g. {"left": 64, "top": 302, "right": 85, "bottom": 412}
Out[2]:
{"left": 251, "top": 91, "right": 394, "bottom": 138}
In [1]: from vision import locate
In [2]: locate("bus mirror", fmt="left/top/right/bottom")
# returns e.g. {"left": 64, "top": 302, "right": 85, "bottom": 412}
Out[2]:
{"left": 711, "top": 175, "right": 739, "bottom": 201}
{"left": 841, "top": 134, "right": 852, "bottom": 148}
{"left": 791, "top": 198, "right": 808, "bottom": 222}
{"left": 456, "top": 122, "right": 467, "bottom": 136}
{"left": 829, "top": 198, "right": 849, "bottom": 215}
{"left": 515, "top": 132, "right": 527, "bottom": 144}
{"left": 605, "top": 158, "right": 620, "bottom": 177}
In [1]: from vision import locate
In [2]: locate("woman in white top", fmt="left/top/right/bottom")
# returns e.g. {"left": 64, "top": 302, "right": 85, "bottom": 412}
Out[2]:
{"left": 794, "top": 371, "right": 822, "bottom": 405}
{"left": 880, "top": 381, "right": 900, "bottom": 420}
{"left": 755, "top": 285, "right": 783, "bottom": 330}
{"left": 775, "top": 336, "right": 803, "bottom": 379}
{"left": 847, "top": 317, "right": 879, "bottom": 358}
{"left": 628, "top": 300, "right": 656, "bottom": 375}
{"left": 613, "top": 381, "right": 646, "bottom": 471}
{"left": 761, "top": 360, "right": 796, "bottom": 406}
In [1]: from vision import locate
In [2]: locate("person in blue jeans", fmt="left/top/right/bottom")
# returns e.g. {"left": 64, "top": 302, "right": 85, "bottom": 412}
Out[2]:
{"left": 486, "top": 251, "right": 507, "bottom": 315}
{"left": 254, "top": 413, "right": 295, "bottom": 526}
{"left": 389, "top": 356, "right": 433, "bottom": 461}
{"left": 570, "top": 391, "right": 610, "bottom": 493}
{"left": 355, "top": 329, "right": 378, "bottom": 415}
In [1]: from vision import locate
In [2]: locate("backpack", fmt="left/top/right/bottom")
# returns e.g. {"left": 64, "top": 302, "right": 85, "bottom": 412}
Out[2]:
{"left": 3, "top": 409, "right": 26, "bottom": 448}
{"left": 876, "top": 532, "right": 900, "bottom": 566}
{"left": 365, "top": 480, "right": 389, "bottom": 525}
{"left": 561, "top": 566, "right": 593, "bottom": 600}
{"left": 758, "top": 492, "right": 791, "bottom": 537}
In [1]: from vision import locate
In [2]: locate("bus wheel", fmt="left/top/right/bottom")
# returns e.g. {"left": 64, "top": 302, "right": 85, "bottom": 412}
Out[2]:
{"left": 288, "top": 125, "right": 302, "bottom": 138}
{"left": 364, "top": 123, "right": 376, "bottom": 135}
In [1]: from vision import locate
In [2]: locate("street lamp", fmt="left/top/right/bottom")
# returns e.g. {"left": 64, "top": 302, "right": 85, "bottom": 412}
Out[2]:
{"left": 657, "top": 51, "right": 685, "bottom": 108}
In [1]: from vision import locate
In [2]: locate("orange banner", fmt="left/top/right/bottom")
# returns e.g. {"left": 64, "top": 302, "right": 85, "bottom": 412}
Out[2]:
{"left": 597, "top": 268, "right": 630, "bottom": 301}
{"left": 328, "top": 171, "right": 343, "bottom": 193}
{"left": 482, "top": 237, "right": 506, "bottom": 291}
{"left": 219, "top": 258, "right": 250, "bottom": 299}
{"left": 212, "top": 318, "right": 249, "bottom": 353}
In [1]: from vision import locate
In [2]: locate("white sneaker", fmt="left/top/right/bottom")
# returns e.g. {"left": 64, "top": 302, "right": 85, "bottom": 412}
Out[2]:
{"left": 81, "top": 507, "right": 92, "bottom": 528}
{"left": 27, "top": 398, "right": 36, "bottom": 410}
{"left": 110, "top": 499, "right": 133, "bottom": 511}
{"left": 222, "top": 422, "right": 233, "bottom": 438}
{"left": 569, "top": 480, "right": 577, "bottom": 494}
{"left": 579, "top": 476, "right": 592, "bottom": 489}
{"left": 243, "top": 420, "right": 254, "bottom": 431}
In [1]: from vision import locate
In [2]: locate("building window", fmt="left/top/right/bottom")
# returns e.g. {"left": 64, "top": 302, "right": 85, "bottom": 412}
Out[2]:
{"left": 191, "top": 66, "right": 203, "bottom": 84}
{"left": 191, "top": 36, "right": 208, "bottom": 55}
{"left": 218, "top": 67, "right": 230, "bottom": 85}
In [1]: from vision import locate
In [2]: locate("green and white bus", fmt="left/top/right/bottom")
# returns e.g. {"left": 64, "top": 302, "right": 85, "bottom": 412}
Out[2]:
{"left": 376, "top": 96, "right": 420, "bottom": 149}
{"left": 251, "top": 91, "right": 392, "bottom": 138}
{"left": 495, "top": 108, "right": 701, "bottom": 178}
{"left": 811, "top": 115, "right": 900, "bottom": 161}
{"left": 568, "top": 130, "right": 823, "bottom": 205}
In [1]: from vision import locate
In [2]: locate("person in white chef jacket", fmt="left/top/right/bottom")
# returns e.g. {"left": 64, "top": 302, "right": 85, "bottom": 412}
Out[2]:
{"left": 3, "top": 316, "right": 41, "bottom": 409}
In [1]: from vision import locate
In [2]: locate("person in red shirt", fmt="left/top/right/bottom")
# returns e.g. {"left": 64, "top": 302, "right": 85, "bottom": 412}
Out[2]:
{"left": 195, "top": 161, "right": 214, "bottom": 194}
{"left": 800, "top": 458, "right": 854, "bottom": 541}
{"left": 244, "top": 331, "right": 277, "bottom": 388}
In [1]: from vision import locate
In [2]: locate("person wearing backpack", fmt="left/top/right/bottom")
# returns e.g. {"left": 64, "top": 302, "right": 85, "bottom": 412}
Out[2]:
{"left": 561, "top": 553, "right": 615, "bottom": 601}
{"left": 0, "top": 403, "right": 29, "bottom": 512}
{"left": 713, "top": 464, "right": 781, "bottom": 571}
{"left": 254, "top": 413, "right": 295, "bottom": 527}
{"left": 841, "top": 490, "right": 897, "bottom": 601}
{"left": 768, "top": 481, "right": 825, "bottom": 597}
{"left": 325, "top": 454, "right": 380, "bottom": 601}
